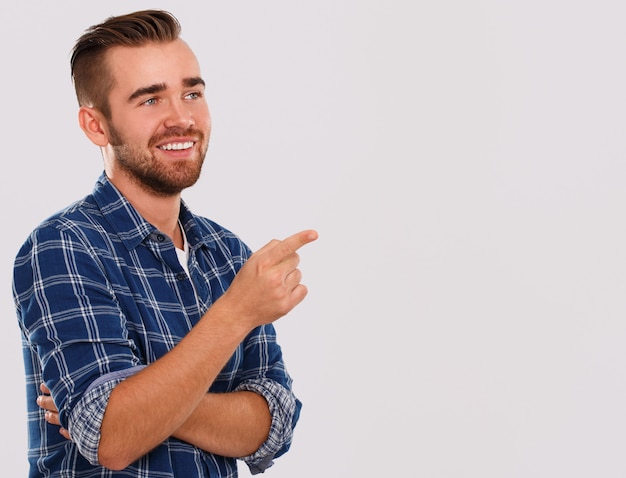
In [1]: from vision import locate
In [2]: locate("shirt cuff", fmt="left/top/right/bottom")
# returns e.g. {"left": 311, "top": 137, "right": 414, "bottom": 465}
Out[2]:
{"left": 235, "top": 378, "right": 301, "bottom": 475}
{"left": 67, "top": 366, "right": 146, "bottom": 465}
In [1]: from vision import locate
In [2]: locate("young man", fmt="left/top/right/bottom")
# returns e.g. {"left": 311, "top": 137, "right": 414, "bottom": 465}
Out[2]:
{"left": 13, "top": 10, "right": 317, "bottom": 478}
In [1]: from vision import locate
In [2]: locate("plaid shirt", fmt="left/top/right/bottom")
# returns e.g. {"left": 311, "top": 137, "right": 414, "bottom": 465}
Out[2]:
{"left": 13, "top": 173, "right": 301, "bottom": 477}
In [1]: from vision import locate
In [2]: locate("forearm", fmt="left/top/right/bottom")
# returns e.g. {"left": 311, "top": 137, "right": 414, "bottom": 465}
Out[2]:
{"left": 98, "top": 301, "right": 249, "bottom": 470}
{"left": 173, "top": 391, "right": 271, "bottom": 457}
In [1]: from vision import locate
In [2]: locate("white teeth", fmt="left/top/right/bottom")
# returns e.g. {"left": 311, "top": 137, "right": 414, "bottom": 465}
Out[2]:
{"left": 159, "top": 141, "right": 194, "bottom": 151}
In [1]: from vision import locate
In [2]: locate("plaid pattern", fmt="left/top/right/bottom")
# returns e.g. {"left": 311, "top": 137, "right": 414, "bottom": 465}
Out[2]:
{"left": 13, "top": 173, "right": 301, "bottom": 477}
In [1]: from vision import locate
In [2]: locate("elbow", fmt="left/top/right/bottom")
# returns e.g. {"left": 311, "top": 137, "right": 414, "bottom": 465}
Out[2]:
{"left": 99, "top": 455, "right": 133, "bottom": 472}
{"left": 99, "top": 455, "right": 131, "bottom": 472}
{"left": 98, "top": 442, "right": 135, "bottom": 471}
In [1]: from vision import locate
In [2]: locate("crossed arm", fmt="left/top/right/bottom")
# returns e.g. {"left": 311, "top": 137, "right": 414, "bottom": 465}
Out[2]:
{"left": 38, "top": 229, "right": 317, "bottom": 470}
{"left": 39, "top": 384, "right": 271, "bottom": 458}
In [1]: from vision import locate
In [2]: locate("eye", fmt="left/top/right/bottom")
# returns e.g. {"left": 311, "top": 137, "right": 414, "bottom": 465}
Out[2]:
{"left": 142, "top": 97, "right": 158, "bottom": 106}
{"left": 184, "top": 91, "right": 203, "bottom": 101}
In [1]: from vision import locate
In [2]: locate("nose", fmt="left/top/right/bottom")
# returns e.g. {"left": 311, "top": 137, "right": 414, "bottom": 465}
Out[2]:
{"left": 164, "top": 99, "right": 194, "bottom": 129}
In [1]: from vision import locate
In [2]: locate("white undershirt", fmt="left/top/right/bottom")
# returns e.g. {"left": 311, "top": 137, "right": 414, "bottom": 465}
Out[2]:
{"left": 175, "top": 225, "right": 199, "bottom": 308}
{"left": 175, "top": 222, "right": 190, "bottom": 276}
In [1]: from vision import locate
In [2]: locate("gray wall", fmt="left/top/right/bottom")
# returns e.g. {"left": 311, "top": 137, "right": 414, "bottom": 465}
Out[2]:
{"left": 2, "top": 1, "right": 626, "bottom": 476}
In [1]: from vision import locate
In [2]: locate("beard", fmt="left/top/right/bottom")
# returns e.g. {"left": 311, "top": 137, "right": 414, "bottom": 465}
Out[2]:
{"left": 108, "top": 124, "right": 208, "bottom": 197}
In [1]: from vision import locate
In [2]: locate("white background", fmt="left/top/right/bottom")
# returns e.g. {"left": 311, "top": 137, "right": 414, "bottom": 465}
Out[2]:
{"left": 2, "top": 1, "right": 626, "bottom": 477}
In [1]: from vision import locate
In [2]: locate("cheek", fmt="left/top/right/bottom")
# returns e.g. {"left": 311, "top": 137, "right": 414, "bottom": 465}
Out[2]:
{"left": 129, "top": 123, "right": 161, "bottom": 146}
{"left": 194, "top": 103, "right": 211, "bottom": 129}
{"left": 109, "top": 115, "right": 155, "bottom": 145}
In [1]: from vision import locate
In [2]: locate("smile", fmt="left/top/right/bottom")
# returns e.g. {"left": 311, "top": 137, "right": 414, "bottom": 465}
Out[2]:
{"left": 158, "top": 141, "right": 194, "bottom": 151}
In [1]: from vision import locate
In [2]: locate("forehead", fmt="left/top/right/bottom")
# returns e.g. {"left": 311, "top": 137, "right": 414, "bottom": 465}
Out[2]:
{"left": 106, "top": 40, "right": 202, "bottom": 97}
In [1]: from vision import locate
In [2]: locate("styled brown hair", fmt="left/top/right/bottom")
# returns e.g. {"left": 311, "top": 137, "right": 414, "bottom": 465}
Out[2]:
{"left": 70, "top": 10, "right": 181, "bottom": 118}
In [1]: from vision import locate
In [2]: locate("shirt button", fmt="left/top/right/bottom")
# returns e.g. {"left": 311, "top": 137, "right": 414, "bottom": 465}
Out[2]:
{"left": 156, "top": 234, "right": 166, "bottom": 242}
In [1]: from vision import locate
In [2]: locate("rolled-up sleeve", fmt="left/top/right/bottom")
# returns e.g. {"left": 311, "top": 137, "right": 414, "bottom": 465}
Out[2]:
{"left": 236, "top": 378, "right": 302, "bottom": 474}
{"left": 69, "top": 366, "right": 146, "bottom": 465}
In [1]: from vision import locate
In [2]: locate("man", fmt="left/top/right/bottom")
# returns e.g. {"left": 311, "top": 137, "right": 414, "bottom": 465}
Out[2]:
{"left": 13, "top": 9, "right": 317, "bottom": 478}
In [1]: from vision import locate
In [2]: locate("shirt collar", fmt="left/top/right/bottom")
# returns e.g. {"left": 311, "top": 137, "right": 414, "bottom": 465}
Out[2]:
{"left": 91, "top": 173, "right": 216, "bottom": 252}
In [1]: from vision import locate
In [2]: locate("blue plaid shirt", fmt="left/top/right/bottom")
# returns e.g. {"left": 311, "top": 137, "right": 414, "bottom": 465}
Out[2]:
{"left": 13, "top": 173, "right": 302, "bottom": 477}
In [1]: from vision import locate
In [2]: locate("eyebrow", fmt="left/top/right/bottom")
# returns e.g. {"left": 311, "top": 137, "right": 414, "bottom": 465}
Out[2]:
{"left": 128, "top": 83, "right": 166, "bottom": 102}
{"left": 127, "top": 77, "right": 206, "bottom": 103}
{"left": 184, "top": 77, "right": 206, "bottom": 88}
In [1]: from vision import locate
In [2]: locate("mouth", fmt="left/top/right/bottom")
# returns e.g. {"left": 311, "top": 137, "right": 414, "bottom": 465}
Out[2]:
{"left": 157, "top": 141, "right": 195, "bottom": 151}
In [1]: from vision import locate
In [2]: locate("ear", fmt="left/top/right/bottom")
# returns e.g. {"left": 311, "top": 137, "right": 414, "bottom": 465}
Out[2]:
{"left": 78, "top": 106, "right": 109, "bottom": 147}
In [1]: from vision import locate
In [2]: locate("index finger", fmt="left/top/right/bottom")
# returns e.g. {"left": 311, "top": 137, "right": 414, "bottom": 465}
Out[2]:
{"left": 269, "top": 229, "right": 318, "bottom": 262}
